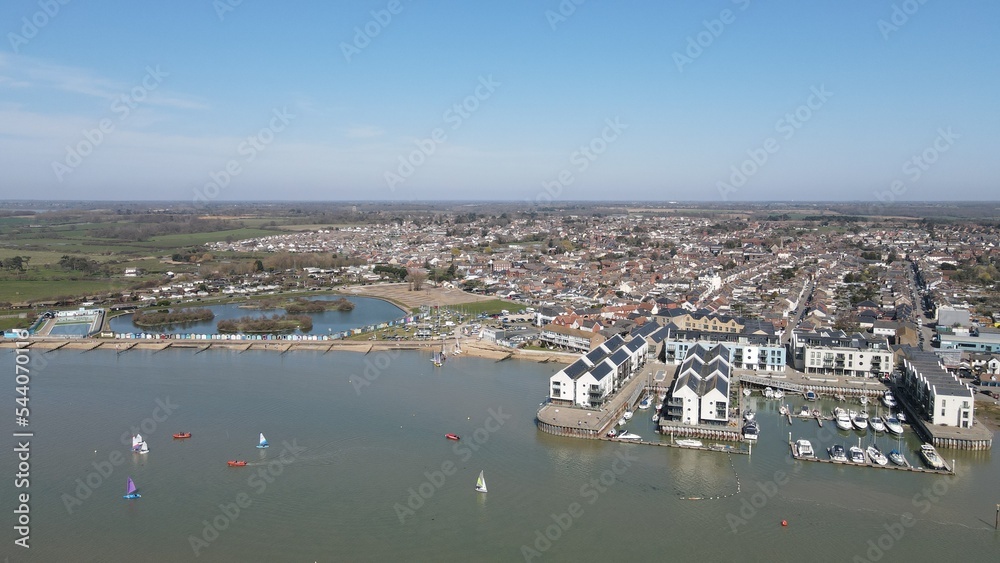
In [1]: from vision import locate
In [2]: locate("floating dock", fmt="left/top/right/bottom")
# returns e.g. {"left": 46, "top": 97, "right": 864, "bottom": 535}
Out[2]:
{"left": 601, "top": 436, "right": 749, "bottom": 454}
{"left": 787, "top": 438, "right": 954, "bottom": 475}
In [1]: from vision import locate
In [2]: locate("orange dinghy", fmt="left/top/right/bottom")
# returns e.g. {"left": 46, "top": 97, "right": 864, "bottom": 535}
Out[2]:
{"left": 227, "top": 460, "right": 247, "bottom": 467}
{"left": 445, "top": 434, "right": 460, "bottom": 441}
{"left": 173, "top": 432, "right": 192, "bottom": 439}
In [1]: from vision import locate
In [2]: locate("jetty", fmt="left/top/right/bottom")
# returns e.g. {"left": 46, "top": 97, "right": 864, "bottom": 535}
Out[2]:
{"left": 600, "top": 436, "right": 749, "bottom": 454}
{"left": 787, "top": 436, "right": 955, "bottom": 475}
{"left": 740, "top": 372, "right": 886, "bottom": 400}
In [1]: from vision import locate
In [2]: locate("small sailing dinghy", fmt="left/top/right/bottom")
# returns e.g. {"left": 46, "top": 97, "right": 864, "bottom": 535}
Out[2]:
{"left": 475, "top": 470, "right": 488, "bottom": 493}
{"left": 256, "top": 433, "right": 269, "bottom": 449}
{"left": 132, "top": 434, "right": 149, "bottom": 454}
{"left": 123, "top": 476, "right": 140, "bottom": 499}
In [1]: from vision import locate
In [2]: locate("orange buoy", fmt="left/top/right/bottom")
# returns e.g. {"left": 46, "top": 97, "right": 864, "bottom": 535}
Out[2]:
{"left": 781, "top": 520, "right": 788, "bottom": 527}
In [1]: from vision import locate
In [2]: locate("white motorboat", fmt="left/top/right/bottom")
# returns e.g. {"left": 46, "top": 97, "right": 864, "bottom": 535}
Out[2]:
{"left": 617, "top": 432, "right": 642, "bottom": 441}
{"left": 638, "top": 398, "right": 651, "bottom": 410}
{"left": 919, "top": 444, "right": 946, "bottom": 470}
{"left": 651, "top": 414, "right": 660, "bottom": 422}
{"left": 828, "top": 444, "right": 847, "bottom": 462}
{"left": 835, "top": 409, "right": 853, "bottom": 431}
{"left": 849, "top": 446, "right": 866, "bottom": 464}
{"left": 794, "top": 439, "right": 815, "bottom": 458}
{"left": 773, "top": 389, "right": 785, "bottom": 400}
{"left": 869, "top": 416, "right": 886, "bottom": 433}
{"left": 742, "top": 388, "right": 752, "bottom": 397}
{"left": 764, "top": 387, "right": 775, "bottom": 399}
{"left": 622, "top": 410, "right": 633, "bottom": 421}
{"left": 676, "top": 439, "right": 703, "bottom": 448}
{"left": 742, "top": 421, "right": 759, "bottom": 441}
{"left": 852, "top": 412, "right": 868, "bottom": 431}
{"left": 859, "top": 395, "right": 869, "bottom": 406}
{"left": 743, "top": 409, "right": 756, "bottom": 423}
{"left": 882, "top": 391, "right": 897, "bottom": 409}
{"left": 617, "top": 417, "right": 627, "bottom": 427}
{"left": 885, "top": 416, "right": 904, "bottom": 435}
{"left": 798, "top": 405, "right": 810, "bottom": 417}
{"left": 804, "top": 390, "right": 818, "bottom": 401}
{"left": 895, "top": 411, "right": 907, "bottom": 423}
{"left": 655, "top": 403, "right": 663, "bottom": 411}
{"left": 867, "top": 445, "right": 888, "bottom": 466}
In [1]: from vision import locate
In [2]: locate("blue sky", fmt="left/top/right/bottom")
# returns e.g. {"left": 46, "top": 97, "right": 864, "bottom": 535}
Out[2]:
{"left": 1, "top": 0, "right": 997, "bottom": 202}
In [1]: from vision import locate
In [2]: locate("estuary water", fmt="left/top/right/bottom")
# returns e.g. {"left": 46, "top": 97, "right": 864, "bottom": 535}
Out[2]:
{"left": 1, "top": 348, "right": 998, "bottom": 562}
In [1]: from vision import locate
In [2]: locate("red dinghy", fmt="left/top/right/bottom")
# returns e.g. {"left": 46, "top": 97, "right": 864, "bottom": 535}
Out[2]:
{"left": 173, "top": 432, "right": 192, "bottom": 439}
{"left": 445, "top": 434, "right": 460, "bottom": 441}
{"left": 227, "top": 460, "right": 247, "bottom": 467}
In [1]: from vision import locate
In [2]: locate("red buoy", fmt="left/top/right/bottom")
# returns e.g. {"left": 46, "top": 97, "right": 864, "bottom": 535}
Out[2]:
{"left": 781, "top": 520, "right": 788, "bottom": 527}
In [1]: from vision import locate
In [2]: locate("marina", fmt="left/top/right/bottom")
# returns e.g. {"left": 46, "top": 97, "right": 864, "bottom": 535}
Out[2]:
{"left": 3, "top": 343, "right": 999, "bottom": 561}
{"left": 789, "top": 435, "right": 955, "bottom": 475}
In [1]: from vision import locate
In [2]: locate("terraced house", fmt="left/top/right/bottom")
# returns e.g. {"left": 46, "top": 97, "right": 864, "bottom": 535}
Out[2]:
{"left": 665, "top": 343, "right": 732, "bottom": 425}
{"left": 547, "top": 334, "right": 648, "bottom": 408}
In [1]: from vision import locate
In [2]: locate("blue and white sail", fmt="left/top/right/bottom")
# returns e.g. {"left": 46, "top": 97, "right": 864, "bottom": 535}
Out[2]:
{"left": 256, "top": 432, "right": 269, "bottom": 449}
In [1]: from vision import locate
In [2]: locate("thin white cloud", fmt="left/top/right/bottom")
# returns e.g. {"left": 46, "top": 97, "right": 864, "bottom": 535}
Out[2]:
{"left": 0, "top": 53, "right": 208, "bottom": 110}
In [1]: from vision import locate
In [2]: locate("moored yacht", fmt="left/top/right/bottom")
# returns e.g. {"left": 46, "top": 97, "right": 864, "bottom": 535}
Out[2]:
{"left": 849, "top": 446, "right": 866, "bottom": 464}
{"left": 638, "top": 397, "right": 651, "bottom": 410}
{"left": 794, "top": 439, "right": 815, "bottom": 458}
{"left": 773, "top": 389, "right": 785, "bottom": 400}
{"left": 869, "top": 416, "right": 886, "bottom": 433}
{"left": 867, "top": 444, "right": 888, "bottom": 466}
{"left": 764, "top": 387, "right": 774, "bottom": 399}
{"left": 919, "top": 444, "right": 946, "bottom": 470}
{"left": 885, "top": 416, "right": 904, "bottom": 435}
{"left": 828, "top": 444, "right": 848, "bottom": 462}
{"left": 676, "top": 439, "right": 703, "bottom": 448}
{"left": 888, "top": 449, "right": 907, "bottom": 466}
{"left": 617, "top": 432, "right": 641, "bottom": 441}
{"left": 742, "top": 421, "right": 759, "bottom": 441}
{"left": 835, "top": 409, "right": 853, "bottom": 431}
{"left": 622, "top": 410, "right": 633, "bottom": 420}
{"left": 882, "top": 391, "right": 897, "bottom": 409}
{"left": 852, "top": 412, "right": 869, "bottom": 432}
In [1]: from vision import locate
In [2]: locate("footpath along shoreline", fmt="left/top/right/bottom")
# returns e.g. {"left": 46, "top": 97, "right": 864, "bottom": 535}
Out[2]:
{"left": 0, "top": 337, "right": 578, "bottom": 365}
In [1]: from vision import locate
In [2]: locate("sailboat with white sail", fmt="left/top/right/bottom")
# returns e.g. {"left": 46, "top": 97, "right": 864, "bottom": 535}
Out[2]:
{"left": 475, "top": 470, "right": 488, "bottom": 493}
{"left": 131, "top": 434, "right": 149, "bottom": 454}
{"left": 256, "top": 432, "right": 269, "bottom": 449}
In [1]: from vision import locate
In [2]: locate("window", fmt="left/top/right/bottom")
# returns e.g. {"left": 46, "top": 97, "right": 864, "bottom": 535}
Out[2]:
{"left": 941, "top": 409, "right": 946, "bottom": 416}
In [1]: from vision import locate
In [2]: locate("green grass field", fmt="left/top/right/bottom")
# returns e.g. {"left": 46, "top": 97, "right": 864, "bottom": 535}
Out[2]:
{"left": 0, "top": 280, "right": 128, "bottom": 303}
{"left": 0, "top": 317, "right": 29, "bottom": 331}
{"left": 441, "top": 299, "right": 516, "bottom": 315}
{"left": 143, "top": 228, "right": 276, "bottom": 248}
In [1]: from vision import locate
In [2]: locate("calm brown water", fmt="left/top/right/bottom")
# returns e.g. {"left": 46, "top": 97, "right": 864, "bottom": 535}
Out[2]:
{"left": 2, "top": 348, "right": 998, "bottom": 562}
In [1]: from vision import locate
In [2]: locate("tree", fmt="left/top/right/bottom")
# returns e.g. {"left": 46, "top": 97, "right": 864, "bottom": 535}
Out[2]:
{"left": 4, "top": 256, "right": 25, "bottom": 271}
{"left": 406, "top": 268, "right": 427, "bottom": 291}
